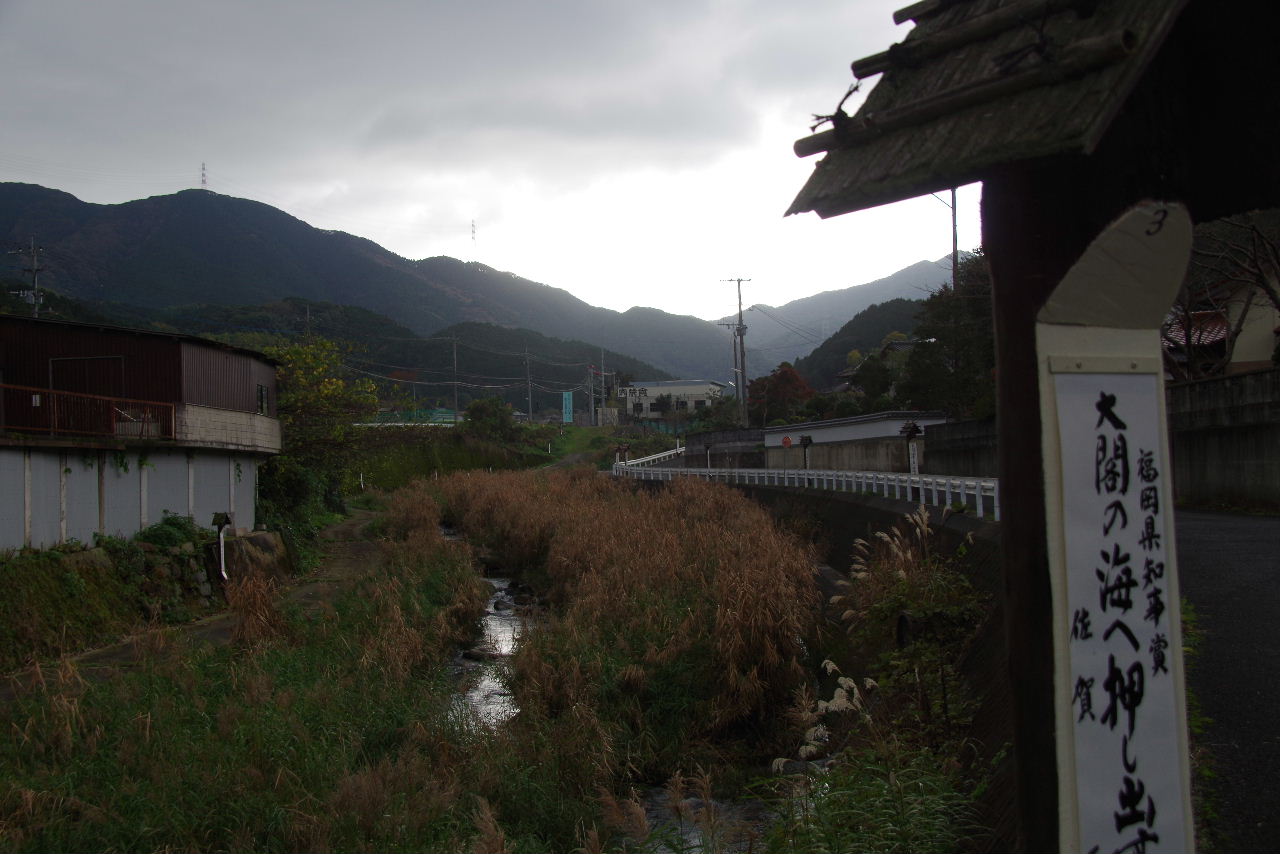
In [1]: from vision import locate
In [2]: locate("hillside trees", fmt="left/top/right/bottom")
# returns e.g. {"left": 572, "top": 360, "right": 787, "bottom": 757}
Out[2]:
{"left": 896, "top": 249, "right": 996, "bottom": 418}
{"left": 461, "top": 396, "right": 520, "bottom": 442}
{"left": 258, "top": 338, "right": 378, "bottom": 548}
{"left": 748, "top": 362, "right": 815, "bottom": 425}
{"left": 793, "top": 297, "right": 921, "bottom": 388}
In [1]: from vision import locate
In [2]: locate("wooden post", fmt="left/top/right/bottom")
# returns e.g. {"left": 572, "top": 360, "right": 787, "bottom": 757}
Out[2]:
{"left": 983, "top": 158, "right": 1135, "bottom": 852}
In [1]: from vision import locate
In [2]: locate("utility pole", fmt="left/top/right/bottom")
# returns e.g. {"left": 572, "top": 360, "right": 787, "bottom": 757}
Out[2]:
{"left": 951, "top": 186, "right": 959, "bottom": 290}
{"left": 587, "top": 365, "right": 594, "bottom": 426}
{"left": 721, "top": 277, "right": 751, "bottom": 426}
{"left": 8, "top": 238, "right": 43, "bottom": 318}
{"left": 524, "top": 349, "right": 533, "bottom": 425}
{"left": 452, "top": 337, "right": 460, "bottom": 425}
{"left": 718, "top": 321, "right": 739, "bottom": 411}
{"left": 934, "top": 189, "right": 961, "bottom": 289}
{"left": 599, "top": 346, "right": 606, "bottom": 426}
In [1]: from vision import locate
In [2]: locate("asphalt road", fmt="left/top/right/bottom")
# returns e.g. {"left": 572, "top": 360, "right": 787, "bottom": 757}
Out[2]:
{"left": 1176, "top": 510, "right": 1280, "bottom": 853}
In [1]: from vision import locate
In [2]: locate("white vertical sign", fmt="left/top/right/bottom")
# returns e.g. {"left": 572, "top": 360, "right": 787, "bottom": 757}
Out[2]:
{"left": 1054, "top": 371, "right": 1185, "bottom": 853}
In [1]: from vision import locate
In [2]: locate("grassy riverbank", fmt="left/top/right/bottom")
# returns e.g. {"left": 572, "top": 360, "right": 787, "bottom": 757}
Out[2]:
{"left": 0, "top": 493, "right": 495, "bottom": 852}
{"left": 3, "top": 475, "right": 995, "bottom": 852}
{"left": 439, "top": 471, "right": 993, "bottom": 852}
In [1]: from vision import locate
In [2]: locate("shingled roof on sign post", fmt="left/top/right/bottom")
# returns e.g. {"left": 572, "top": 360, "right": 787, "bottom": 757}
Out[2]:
{"left": 786, "top": 0, "right": 1190, "bottom": 219}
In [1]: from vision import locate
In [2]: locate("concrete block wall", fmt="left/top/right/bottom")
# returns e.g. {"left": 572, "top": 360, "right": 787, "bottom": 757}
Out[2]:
{"left": 175, "top": 405, "right": 281, "bottom": 454}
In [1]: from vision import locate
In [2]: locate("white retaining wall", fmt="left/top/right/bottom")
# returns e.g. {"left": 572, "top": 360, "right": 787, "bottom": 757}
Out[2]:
{"left": 0, "top": 446, "right": 262, "bottom": 550}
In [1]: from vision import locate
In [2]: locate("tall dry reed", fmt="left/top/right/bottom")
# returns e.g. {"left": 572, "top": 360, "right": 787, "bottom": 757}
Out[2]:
{"left": 441, "top": 470, "right": 819, "bottom": 783}
{"left": 226, "top": 571, "right": 288, "bottom": 647}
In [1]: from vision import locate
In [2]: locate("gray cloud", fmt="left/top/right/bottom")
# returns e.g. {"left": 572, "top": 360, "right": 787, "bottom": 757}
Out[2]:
{"left": 0, "top": 0, "right": 927, "bottom": 318}
{"left": 2, "top": 0, "right": 890, "bottom": 186}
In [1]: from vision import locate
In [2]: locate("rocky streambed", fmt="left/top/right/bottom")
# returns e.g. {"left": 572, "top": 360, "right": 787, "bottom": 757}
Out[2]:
{"left": 454, "top": 576, "right": 537, "bottom": 726}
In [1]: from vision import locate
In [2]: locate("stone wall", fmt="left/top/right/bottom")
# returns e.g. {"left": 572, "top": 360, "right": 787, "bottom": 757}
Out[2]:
{"left": 682, "top": 428, "right": 766, "bottom": 469}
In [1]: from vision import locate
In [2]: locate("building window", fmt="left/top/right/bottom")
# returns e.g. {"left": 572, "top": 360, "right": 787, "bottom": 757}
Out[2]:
{"left": 694, "top": 399, "right": 705, "bottom": 409}
{"left": 256, "top": 384, "right": 269, "bottom": 415}
{"left": 633, "top": 402, "right": 644, "bottom": 415}
{"left": 676, "top": 399, "right": 689, "bottom": 411}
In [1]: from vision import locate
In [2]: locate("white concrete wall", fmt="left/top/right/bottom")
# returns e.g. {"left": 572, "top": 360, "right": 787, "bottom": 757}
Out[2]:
{"left": 762, "top": 413, "right": 948, "bottom": 447}
{"left": 0, "top": 453, "right": 22, "bottom": 546}
{"left": 66, "top": 453, "right": 99, "bottom": 544}
{"left": 145, "top": 449, "right": 189, "bottom": 529}
{"left": 28, "top": 452, "right": 61, "bottom": 547}
{"left": 0, "top": 446, "right": 262, "bottom": 550}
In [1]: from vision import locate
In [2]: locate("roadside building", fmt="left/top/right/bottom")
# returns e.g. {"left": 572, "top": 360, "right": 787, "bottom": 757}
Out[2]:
{"left": 616, "top": 379, "right": 727, "bottom": 420}
{"left": 0, "top": 315, "right": 280, "bottom": 550}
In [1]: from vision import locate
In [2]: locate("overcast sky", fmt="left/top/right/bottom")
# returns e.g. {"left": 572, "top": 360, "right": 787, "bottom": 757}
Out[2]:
{"left": 0, "top": 0, "right": 980, "bottom": 321}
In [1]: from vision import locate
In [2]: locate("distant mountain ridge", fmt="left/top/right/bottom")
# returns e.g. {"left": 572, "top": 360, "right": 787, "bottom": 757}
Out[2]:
{"left": 1, "top": 182, "right": 955, "bottom": 383}
{"left": 0, "top": 183, "right": 734, "bottom": 380}
{"left": 719, "top": 258, "right": 952, "bottom": 364}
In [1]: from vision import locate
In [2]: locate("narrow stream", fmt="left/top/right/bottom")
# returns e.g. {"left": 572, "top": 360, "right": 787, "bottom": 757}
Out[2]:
{"left": 450, "top": 554, "right": 771, "bottom": 851}
{"left": 456, "top": 576, "right": 522, "bottom": 726}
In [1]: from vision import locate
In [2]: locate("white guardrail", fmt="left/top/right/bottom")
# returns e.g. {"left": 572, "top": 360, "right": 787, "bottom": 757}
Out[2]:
{"left": 612, "top": 449, "right": 1000, "bottom": 521}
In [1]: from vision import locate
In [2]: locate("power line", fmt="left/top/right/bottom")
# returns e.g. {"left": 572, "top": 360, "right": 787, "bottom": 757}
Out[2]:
{"left": 748, "top": 303, "right": 822, "bottom": 345}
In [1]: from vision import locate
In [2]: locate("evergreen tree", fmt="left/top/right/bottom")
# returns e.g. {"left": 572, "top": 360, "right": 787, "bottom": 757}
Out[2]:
{"left": 897, "top": 250, "right": 996, "bottom": 419}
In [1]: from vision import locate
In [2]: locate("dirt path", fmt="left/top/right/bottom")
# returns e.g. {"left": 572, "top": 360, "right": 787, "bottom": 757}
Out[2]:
{"left": 2, "top": 511, "right": 380, "bottom": 697}
{"left": 545, "top": 451, "right": 595, "bottom": 469}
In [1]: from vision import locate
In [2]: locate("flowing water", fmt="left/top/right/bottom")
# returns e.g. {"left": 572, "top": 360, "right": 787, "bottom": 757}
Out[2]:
{"left": 457, "top": 576, "right": 522, "bottom": 726}
{"left": 450, "top": 558, "right": 772, "bottom": 850}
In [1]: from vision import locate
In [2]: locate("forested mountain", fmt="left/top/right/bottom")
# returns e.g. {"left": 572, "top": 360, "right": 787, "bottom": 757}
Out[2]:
{"left": 719, "top": 259, "right": 950, "bottom": 364}
{"left": 0, "top": 183, "right": 732, "bottom": 381}
{"left": 0, "top": 287, "right": 669, "bottom": 415}
{"left": 792, "top": 298, "right": 923, "bottom": 389}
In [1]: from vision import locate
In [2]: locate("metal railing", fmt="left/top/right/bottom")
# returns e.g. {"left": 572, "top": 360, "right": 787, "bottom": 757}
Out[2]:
{"left": 622, "top": 446, "right": 687, "bottom": 467}
{"left": 613, "top": 460, "right": 1000, "bottom": 521}
{"left": 1, "top": 383, "right": 176, "bottom": 440}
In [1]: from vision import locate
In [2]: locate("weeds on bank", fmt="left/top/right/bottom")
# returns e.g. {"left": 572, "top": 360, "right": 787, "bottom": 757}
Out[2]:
{"left": 441, "top": 474, "right": 996, "bottom": 850}
{"left": 2, "top": 477, "right": 995, "bottom": 852}
{"left": 764, "top": 505, "right": 990, "bottom": 852}
{"left": 0, "top": 514, "right": 217, "bottom": 673}
{"left": 0, "top": 487, "right": 500, "bottom": 853}
{"left": 442, "top": 471, "right": 819, "bottom": 789}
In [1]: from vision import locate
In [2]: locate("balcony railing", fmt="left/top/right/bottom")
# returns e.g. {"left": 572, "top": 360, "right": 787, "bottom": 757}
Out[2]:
{"left": 1, "top": 383, "right": 175, "bottom": 440}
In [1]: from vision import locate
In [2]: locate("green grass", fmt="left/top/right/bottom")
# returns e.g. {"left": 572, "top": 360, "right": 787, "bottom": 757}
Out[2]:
{"left": 763, "top": 743, "right": 977, "bottom": 853}
{"left": 351, "top": 425, "right": 553, "bottom": 491}
{"left": 2, "top": 482, "right": 1002, "bottom": 852}
{"left": 0, "top": 532, "right": 503, "bottom": 853}
{"left": 0, "top": 516, "right": 219, "bottom": 673}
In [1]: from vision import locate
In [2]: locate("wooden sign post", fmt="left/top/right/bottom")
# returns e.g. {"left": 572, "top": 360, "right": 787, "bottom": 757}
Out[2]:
{"left": 1036, "top": 201, "right": 1196, "bottom": 853}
